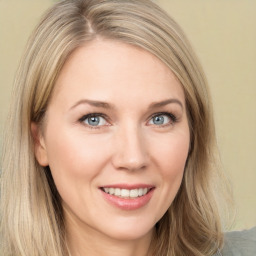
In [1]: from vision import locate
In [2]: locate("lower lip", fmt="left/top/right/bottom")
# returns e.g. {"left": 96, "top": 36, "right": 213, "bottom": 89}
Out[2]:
{"left": 100, "top": 189, "right": 154, "bottom": 210}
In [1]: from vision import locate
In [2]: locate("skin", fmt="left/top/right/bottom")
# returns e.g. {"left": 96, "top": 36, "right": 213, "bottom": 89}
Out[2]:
{"left": 33, "top": 39, "right": 190, "bottom": 256}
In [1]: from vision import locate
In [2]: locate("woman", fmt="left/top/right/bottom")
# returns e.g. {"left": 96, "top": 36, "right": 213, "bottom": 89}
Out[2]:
{"left": 0, "top": 0, "right": 254, "bottom": 255}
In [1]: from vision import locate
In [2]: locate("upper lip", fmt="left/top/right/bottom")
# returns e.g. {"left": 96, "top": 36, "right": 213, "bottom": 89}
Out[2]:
{"left": 99, "top": 184, "right": 155, "bottom": 189}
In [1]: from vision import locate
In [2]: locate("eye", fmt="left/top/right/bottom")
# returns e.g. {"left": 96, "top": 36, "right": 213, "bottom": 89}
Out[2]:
{"left": 79, "top": 114, "right": 109, "bottom": 128}
{"left": 148, "top": 112, "right": 176, "bottom": 126}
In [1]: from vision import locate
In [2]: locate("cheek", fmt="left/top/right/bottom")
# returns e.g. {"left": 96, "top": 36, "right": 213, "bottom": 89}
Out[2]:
{"left": 44, "top": 127, "right": 113, "bottom": 195}
{"left": 43, "top": 129, "right": 112, "bottom": 212}
{"left": 152, "top": 131, "right": 189, "bottom": 210}
{"left": 159, "top": 142, "right": 187, "bottom": 196}
{"left": 154, "top": 131, "right": 190, "bottom": 176}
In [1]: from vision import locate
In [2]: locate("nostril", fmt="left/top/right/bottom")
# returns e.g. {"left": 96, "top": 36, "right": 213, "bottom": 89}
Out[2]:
{"left": 115, "top": 161, "right": 147, "bottom": 172}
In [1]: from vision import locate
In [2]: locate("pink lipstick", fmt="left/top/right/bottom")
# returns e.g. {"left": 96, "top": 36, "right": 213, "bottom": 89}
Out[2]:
{"left": 100, "top": 184, "right": 155, "bottom": 210}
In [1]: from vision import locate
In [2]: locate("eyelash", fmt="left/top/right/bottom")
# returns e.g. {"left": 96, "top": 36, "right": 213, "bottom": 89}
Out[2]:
{"left": 78, "top": 112, "right": 178, "bottom": 129}
{"left": 78, "top": 113, "right": 110, "bottom": 130}
{"left": 149, "top": 112, "right": 178, "bottom": 127}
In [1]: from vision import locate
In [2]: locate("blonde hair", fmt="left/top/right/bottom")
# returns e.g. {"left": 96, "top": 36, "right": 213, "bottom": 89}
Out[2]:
{"left": 0, "top": 0, "right": 232, "bottom": 255}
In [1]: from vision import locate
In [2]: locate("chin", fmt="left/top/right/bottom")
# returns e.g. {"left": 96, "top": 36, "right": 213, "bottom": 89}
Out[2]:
{"left": 98, "top": 218, "right": 155, "bottom": 242}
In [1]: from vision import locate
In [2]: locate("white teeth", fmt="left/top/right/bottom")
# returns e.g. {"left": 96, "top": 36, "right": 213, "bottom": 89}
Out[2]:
{"left": 102, "top": 187, "right": 150, "bottom": 198}
{"left": 115, "top": 188, "right": 121, "bottom": 196}
{"left": 109, "top": 188, "right": 115, "bottom": 195}
{"left": 129, "top": 189, "right": 138, "bottom": 198}
{"left": 121, "top": 189, "right": 130, "bottom": 197}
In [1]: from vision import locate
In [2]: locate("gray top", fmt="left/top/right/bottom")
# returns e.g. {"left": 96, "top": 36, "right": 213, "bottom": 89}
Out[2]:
{"left": 215, "top": 227, "right": 256, "bottom": 256}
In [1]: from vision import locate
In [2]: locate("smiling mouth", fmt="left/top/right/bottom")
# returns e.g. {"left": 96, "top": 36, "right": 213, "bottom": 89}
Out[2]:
{"left": 100, "top": 187, "right": 153, "bottom": 199}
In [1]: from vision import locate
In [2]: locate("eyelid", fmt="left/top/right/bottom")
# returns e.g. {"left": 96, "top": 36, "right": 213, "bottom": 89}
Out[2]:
{"left": 79, "top": 113, "right": 111, "bottom": 129}
{"left": 147, "top": 112, "right": 178, "bottom": 126}
{"left": 79, "top": 113, "right": 107, "bottom": 121}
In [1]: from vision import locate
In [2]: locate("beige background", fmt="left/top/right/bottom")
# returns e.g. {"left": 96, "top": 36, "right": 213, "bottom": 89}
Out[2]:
{"left": 0, "top": 0, "right": 255, "bottom": 230}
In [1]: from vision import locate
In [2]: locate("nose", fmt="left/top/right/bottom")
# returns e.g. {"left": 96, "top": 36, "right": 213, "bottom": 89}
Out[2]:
{"left": 111, "top": 124, "right": 149, "bottom": 171}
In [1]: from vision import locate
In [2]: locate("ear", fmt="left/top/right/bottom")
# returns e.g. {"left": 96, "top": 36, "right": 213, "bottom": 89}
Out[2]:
{"left": 31, "top": 122, "right": 49, "bottom": 166}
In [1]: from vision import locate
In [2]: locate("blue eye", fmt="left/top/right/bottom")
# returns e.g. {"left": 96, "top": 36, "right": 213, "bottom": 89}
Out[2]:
{"left": 152, "top": 115, "right": 166, "bottom": 125}
{"left": 149, "top": 113, "right": 176, "bottom": 126}
{"left": 81, "top": 114, "right": 108, "bottom": 127}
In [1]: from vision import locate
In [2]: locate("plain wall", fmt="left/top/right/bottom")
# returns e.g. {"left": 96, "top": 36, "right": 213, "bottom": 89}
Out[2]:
{"left": 0, "top": 0, "right": 255, "bottom": 230}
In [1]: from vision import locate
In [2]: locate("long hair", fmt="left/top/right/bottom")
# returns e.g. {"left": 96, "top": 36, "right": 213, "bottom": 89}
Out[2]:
{"left": 0, "top": 0, "right": 232, "bottom": 255}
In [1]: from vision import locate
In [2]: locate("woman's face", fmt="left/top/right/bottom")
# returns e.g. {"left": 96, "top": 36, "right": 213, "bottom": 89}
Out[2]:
{"left": 34, "top": 39, "right": 190, "bottom": 242}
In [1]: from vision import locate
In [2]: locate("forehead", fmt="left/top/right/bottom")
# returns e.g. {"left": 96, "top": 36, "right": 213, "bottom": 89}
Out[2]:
{"left": 51, "top": 39, "right": 185, "bottom": 108}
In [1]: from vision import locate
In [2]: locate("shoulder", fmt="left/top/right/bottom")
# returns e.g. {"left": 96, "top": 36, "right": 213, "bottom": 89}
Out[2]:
{"left": 221, "top": 226, "right": 256, "bottom": 256}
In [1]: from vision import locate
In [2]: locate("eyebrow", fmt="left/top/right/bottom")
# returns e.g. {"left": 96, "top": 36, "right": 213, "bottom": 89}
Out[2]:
{"left": 148, "top": 99, "right": 184, "bottom": 110}
{"left": 69, "top": 98, "right": 183, "bottom": 111}
{"left": 70, "top": 99, "right": 115, "bottom": 110}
